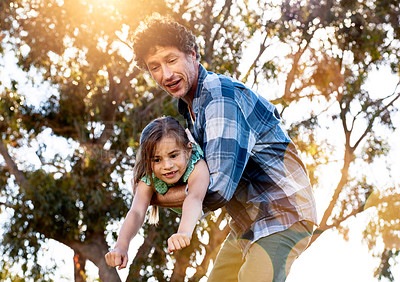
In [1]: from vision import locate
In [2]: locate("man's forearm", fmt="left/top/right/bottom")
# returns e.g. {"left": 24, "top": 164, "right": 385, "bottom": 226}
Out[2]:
{"left": 150, "top": 184, "right": 186, "bottom": 208}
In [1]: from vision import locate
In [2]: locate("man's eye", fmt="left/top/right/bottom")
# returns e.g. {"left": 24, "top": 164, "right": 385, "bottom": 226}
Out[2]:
{"left": 168, "top": 58, "right": 176, "bottom": 63}
{"left": 148, "top": 65, "right": 159, "bottom": 71}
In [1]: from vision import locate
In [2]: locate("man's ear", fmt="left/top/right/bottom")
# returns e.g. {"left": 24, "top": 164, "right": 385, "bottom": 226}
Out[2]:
{"left": 190, "top": 48, "right": 197, "bottom": 61}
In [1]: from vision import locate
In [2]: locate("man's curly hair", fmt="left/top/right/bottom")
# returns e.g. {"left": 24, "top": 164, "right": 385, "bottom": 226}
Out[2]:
{"left": 132, "top": 13, "right": 200, "bottom": 70}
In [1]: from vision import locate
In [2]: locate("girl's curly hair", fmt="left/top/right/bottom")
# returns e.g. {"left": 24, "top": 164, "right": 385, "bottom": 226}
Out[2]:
{"left": 131, "top": 13, "right": 200, "bottom": 70}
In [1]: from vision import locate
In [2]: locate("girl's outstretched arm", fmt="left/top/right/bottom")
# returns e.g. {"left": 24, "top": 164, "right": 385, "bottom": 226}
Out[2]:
{"left": 167, "top": 159, "right": 209, "bottom": 253}
{"left": 105, "top": 181, "right": 153, "bottom": 269}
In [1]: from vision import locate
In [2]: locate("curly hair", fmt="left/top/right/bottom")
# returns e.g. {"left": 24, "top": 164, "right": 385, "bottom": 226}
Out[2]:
{"left": 131, "top": 13, "right": 200, "bottom": 70}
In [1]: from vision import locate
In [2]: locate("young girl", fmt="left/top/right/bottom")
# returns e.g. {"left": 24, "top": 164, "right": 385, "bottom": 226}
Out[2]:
{"left": 105, "top": 116, "right": 209, "bottom": 270}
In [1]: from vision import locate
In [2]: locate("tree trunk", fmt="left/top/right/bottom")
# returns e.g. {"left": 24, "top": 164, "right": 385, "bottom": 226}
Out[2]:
{"left": 170, "top": 250, "right": 191, "bottom": 281}
{"left": 172, "top": 209, "right": 230, "bottom": 281}
{"left": 190, "top": 210, "right": 230, "bottom": 280}
{"left": 74, "top": 250, "right": 86, "bottom": 282}
{"left": 69, "top": 232, "right": 121, "bottom": 282}
{"left": 126, "top": 227, "right": 159, "bottom": 281}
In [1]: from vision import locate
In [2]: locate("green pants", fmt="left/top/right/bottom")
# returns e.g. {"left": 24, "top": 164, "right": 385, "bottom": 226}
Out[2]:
{"left": 208, "top": 221, "right": 313, "bottom": 282}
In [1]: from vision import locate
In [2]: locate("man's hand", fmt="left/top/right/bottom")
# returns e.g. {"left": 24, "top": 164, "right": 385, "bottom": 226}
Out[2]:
{"left": 105, "top": 247, "right": 128, "bottom": 270}
{"left": 151, "top": 184, "right": 186, "bottom": 208}
{"left": 167, "top": 232, "right": 192, "bottom": 253}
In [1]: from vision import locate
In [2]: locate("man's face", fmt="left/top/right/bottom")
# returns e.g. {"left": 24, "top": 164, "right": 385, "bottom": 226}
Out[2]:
{"left": 144, "top": 46, "right": 198, "bottom": 102}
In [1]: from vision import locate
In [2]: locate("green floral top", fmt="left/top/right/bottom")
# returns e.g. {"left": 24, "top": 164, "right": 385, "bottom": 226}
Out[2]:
{"left": 141, "top": 144, "right": 204, "bottom": 213}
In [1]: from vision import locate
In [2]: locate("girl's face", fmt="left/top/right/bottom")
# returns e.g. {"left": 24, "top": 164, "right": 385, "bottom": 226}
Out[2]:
{"left": 151, "top": 136, "right": 191, "bottom": 185}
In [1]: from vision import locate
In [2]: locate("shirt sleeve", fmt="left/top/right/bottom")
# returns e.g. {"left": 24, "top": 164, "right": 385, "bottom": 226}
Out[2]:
{"left": 200, "top": 96, "right": 255, "bottom": 212}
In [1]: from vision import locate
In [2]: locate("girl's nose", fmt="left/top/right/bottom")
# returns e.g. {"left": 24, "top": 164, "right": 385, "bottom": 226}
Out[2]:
{"left": 163, "top": 159, "right": 173, "bottom": 169}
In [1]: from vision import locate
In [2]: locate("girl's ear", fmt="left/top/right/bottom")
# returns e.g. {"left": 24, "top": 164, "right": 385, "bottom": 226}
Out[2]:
{"left": 185, "top": 142, "right": 193, "bottom": 158}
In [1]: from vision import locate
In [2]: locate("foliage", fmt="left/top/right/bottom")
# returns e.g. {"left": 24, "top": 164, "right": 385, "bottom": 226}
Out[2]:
{"left": 0, "top": 260, "right": 26, "bottom": 282}
{"left": 0, "top": 0, "right": 400, "bottom": 281}
{"left": 363, "top": 188, "right": 400, "bottom": 280}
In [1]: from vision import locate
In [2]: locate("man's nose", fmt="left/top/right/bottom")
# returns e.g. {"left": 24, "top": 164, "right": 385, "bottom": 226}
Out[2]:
{"left": 162, "top": 65, "right": 173, "bottom": 79}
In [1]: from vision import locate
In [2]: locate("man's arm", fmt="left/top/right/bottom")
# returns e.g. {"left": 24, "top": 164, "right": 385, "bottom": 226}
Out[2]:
{"left": 150, "top": 184, "right": 186, "bottom": 208}
{"left": 200, "top": 97, "right": 253, "bottom": 211}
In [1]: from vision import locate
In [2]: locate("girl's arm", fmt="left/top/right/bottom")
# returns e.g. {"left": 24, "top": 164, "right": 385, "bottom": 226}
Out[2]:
{"left": 167, "top": 159, "right": 209, "bottom": 253}
{"left": 105, "top": 181, "right": 153, "bottom": 269}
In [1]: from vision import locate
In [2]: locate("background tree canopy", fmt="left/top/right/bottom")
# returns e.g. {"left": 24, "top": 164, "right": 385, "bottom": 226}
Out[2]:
{"left": 0, "top": 0, "right": 399, "bottom": 281}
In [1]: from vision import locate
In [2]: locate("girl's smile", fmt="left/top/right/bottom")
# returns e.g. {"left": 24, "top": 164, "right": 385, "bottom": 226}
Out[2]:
{"left": 163, "top": 171, "right": 177, "bottom": 178}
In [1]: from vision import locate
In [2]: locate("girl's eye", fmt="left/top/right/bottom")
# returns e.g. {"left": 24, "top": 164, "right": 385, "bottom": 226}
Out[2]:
{"left": 170, "top": 153, "right": 178, "bottom": 158}
{"left": 150, "top": 65, "right": 159, "bottom": 71}
{"left": 152, "top": 158, "right": 161, "bottom": 163}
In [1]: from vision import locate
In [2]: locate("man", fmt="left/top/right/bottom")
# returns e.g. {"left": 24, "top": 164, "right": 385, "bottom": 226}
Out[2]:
{"left": 131, "top": 13, "right": 318, "bottom": 281}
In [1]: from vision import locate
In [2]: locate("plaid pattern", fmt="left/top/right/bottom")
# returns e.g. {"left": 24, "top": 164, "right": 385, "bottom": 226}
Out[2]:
{"left": 178, "top": 64, "right": 318, "bottom": 253}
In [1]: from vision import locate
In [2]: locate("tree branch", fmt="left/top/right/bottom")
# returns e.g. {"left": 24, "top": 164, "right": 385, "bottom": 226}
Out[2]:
{"left": 242, "top": 34, "right": 270, "bottom": 84}
{"left": 317, "top": 111, "right": 355, "bottom": 233}
{"left": 97, "top": 66, "right": 141, "bottom": 147}
{"left": 125, "top": 66, "right": 141, "bottom": 82}
{"left": 353, "top": 89, "right": 400, "bottom": 150}
{"left": 0, "top": 139, "right": 29, "bottom": 189}
{"left": 209, "top": 0, "right": 232, "bottom": 51}
{"left": 0, "top": 201, "right": 14, "bottom": 209}
{"left": 191, "top": 210, "right": 230, "bottom": 280}
{"left": 203, "top": 0, "right": 232, "bottom": 64}
{"left": 309, "top": 200, "right": 373, "bottom": 247}
{"left": 284, "top": 46, "right": 307, "bottom": 101}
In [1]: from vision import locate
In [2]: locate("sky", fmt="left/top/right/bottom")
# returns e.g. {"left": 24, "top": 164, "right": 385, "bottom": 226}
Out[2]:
{"left": 1, "top": 26, "right": 400, "bottom": 282}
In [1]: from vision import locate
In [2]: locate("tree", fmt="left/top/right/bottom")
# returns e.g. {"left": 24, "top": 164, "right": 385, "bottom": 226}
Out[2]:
{"left": 239, "top": 0, "right": 400, "bottom": 279}
{"left": 1, "top": 0, "right": 400, "bottom": 281}
{"left": 0, "top": 0, "right": 174, "bottom": 280}
{"left": 0, "top": 0, "right": 237, "bottom": 280}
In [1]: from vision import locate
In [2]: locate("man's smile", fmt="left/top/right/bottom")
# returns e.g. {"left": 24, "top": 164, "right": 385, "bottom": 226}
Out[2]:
{"left": 166, "top": 79, "right": 182, "bottom": 89}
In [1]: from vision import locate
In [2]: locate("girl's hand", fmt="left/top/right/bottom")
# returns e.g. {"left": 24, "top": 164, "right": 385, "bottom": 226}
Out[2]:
{"left": 167, "top": 232, "right": 191, "bottom": 253}
{"left": 105, "top": 247, "right": 128, "bottom": 270}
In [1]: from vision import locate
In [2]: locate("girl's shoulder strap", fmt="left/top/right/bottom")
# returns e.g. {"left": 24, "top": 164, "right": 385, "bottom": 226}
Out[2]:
{"left": 182, "top": 143, "right": 204, "bottom": 182}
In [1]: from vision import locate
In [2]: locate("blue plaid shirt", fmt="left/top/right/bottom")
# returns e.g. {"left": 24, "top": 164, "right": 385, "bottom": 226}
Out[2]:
{"left": 178, "top": 64, "right": 318, "bottom": 253}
